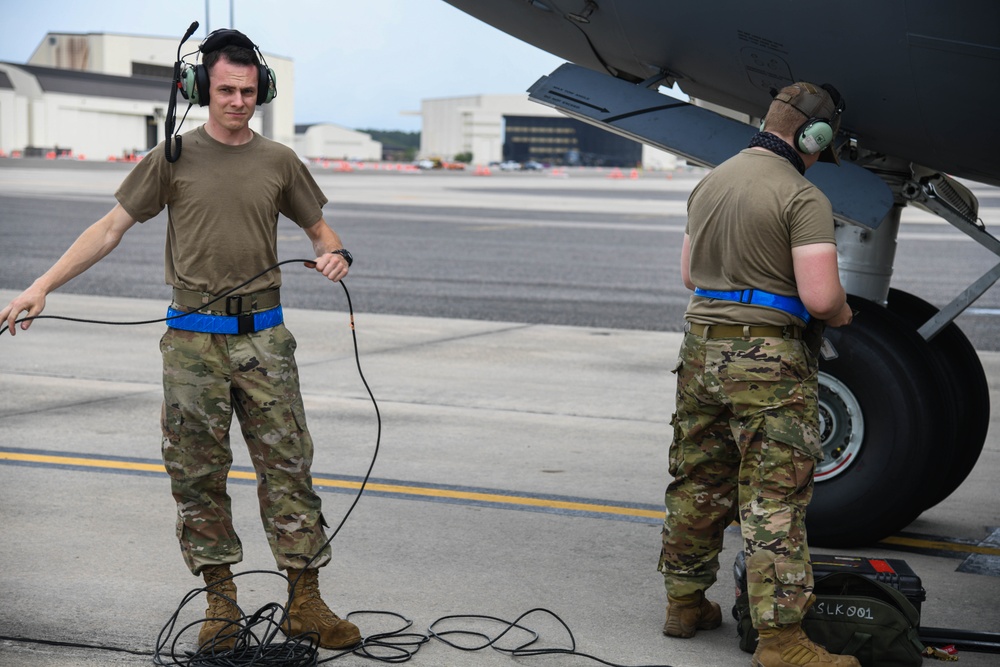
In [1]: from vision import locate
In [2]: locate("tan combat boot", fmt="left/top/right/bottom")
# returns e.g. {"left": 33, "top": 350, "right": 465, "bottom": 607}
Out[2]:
{"left": 752, "top": 624, "right": 861, "bottom": 667}
{"left": 198, "top": 564, "right": 241, "bottom": 652}
{"left": 283, "top": 568, "right": 362, "bottom": 649}
{"left": 663, "top": 590, "right": 723, "bottom": 638}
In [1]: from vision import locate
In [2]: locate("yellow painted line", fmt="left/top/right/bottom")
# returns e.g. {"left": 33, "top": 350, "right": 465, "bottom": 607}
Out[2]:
{"left": 0, "top": 451, "right": 661, "bottom": 520}
{"left": 309, "top": 475, "right": 663, "bottom": 519}
{"left": 0, "top": 451, "right": 165, "bottom": 474}
{"left": 879, "top": 534, "right": 1000, "bottom": 557}
{"left": 4, "top": 450, "right": 999, "bottom": 555}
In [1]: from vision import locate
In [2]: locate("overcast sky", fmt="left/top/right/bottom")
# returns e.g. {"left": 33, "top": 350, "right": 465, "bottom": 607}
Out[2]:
{"left": 0, "top": 0, "right": 565, "bottom": 132}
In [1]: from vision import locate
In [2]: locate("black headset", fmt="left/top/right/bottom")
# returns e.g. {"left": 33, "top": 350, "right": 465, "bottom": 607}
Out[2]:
{"left": 179, "top": 28, "right": 277, "bottom": 106}
{"left": 166, "top": 23, "right": 277, "bottom": 162}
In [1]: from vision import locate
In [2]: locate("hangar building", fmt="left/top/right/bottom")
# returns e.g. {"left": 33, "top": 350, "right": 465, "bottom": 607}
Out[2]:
{"left": 419, "top": 94, "right": 679, "bottom": 169}
{"left": 0, "top": 31, "right": 294, "bottom": 160}
{"left": 294, "top": 123, "right": 382, "bottom": 162}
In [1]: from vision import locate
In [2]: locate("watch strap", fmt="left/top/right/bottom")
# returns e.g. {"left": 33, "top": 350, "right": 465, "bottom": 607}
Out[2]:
{"left": 329, "top": 248, "right": 353, "bottom": 267}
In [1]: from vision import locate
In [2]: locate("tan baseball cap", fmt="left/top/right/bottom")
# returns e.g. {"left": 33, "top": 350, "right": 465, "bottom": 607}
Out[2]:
{"left": 775, "top": 82, "right": 845, "bottom": 165}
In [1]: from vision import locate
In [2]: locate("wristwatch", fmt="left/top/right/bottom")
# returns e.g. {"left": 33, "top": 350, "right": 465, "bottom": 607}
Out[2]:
{"left": 329, "top": 248, "right": 353, "bottom": 267}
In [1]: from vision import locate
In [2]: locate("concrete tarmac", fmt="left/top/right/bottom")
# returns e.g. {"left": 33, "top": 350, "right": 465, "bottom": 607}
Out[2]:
{"left": 1, "top": 289, "right": 999, "bottom": 666}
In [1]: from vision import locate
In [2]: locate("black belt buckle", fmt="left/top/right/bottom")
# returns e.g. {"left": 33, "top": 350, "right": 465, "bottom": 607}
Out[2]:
{"left": 228, "top": 295, "right": 255, "bottom": 334}
{"left": 226, "top": 295, "right": 244, "bottom": 316}
{"left": 237, "top": 314, "right": 255, "bottom": 335}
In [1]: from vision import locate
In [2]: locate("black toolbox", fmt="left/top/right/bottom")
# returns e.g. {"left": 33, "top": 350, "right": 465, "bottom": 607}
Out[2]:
{"left": 734, "top": 551, "right": 926, "bottom": 615}
{"left": 733, "top": 550, "right": 929, "bottom": 661}
{"left": 808, "top": 553, "right": 927, "bottom": 614}
{"left": 733, "top": 551, "right": 1000, "bottom": 657}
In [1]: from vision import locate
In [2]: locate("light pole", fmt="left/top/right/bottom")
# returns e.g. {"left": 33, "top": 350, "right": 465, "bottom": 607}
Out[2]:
{"left": 204, "top": 0, "right": 236, "bottom": 32}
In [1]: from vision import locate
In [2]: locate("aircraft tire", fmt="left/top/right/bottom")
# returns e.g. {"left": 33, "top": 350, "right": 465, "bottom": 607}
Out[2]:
{"left": 806, "top": 295, "right": 946, "bottom": 547}
{"left": 885, "top": 288, "right": 990, "bottom": 510}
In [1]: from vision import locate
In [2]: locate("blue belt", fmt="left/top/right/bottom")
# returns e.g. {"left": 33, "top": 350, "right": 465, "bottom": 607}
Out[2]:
{"left": 166, "top": 306, "right": 283, "bottom": 334}
{"left": 694, "top": 288, "right": 810, "bottom": 323}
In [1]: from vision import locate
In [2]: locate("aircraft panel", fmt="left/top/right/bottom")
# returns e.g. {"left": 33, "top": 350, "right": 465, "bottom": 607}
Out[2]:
{"left": 443, "top": 0, "right": 1000, "bottom": 186}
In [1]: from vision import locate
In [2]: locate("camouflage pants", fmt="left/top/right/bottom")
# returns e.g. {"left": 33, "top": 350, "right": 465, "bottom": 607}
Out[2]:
{"left": 658, "top": 331, "right": 821, "bottom": 629}
{"left": 160, "top": 323, "right": 331, "bottom": 575}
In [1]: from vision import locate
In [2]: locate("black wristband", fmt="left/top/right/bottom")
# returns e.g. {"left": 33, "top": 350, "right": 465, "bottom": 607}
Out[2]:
{"left": 328, "top": 248, "right": 353, "bottom": 267}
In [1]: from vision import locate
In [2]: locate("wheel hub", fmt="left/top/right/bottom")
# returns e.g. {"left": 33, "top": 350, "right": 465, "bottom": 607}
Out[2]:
{"left": 815, "top": 372, "right": 865, "bottom": 481}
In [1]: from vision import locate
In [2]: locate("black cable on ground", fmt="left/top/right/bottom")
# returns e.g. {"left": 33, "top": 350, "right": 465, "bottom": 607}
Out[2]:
{"left": 332, "top": 612, "right": 430, "bottom": 664}
{"left": 428, "top": 608, "right": 674, "bottom": 667}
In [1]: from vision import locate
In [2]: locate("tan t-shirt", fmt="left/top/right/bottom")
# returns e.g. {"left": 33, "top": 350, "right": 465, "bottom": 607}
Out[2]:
{"left": 115, "top": 126, "right": 327, "bottom": 295}
{"left": 684, "top": 149, "right": 835, "bottom": 326}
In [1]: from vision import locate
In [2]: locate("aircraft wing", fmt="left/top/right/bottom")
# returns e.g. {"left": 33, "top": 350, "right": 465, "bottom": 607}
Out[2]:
{"left": 528, "top": 63, "right": 893, "bottom": 230}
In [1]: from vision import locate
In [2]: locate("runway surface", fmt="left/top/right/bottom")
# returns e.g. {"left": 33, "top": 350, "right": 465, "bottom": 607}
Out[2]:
{"left": 2, "top": 159, "right": 999, "bottom": 349}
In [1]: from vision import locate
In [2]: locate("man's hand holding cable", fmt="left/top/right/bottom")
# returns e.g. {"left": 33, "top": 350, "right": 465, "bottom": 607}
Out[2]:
{"left": 302, "top": 218, "right": 350, "bottom": 283}
{"left": 1, "top": 285, "right": 47, "bottom": 336}
{"left": 311, "top": 250, "right": 350, "bottom": 283}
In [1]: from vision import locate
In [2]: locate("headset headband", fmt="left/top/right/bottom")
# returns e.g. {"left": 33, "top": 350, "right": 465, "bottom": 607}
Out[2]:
{"left": 200, "top": 29, "right": 257, "bottom": 55}
{"left": 775, "top": 83, "right": 844, "bottom": 123}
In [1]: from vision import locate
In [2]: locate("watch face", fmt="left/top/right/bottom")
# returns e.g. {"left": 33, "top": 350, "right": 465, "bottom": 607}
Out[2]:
{"left": 334, "top": 249, "right": 353, "bottom": 266}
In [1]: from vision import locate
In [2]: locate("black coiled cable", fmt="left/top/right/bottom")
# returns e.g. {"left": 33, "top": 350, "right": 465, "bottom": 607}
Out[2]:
{"left": 429, "top": 609, "right": 674, "bottom": 667}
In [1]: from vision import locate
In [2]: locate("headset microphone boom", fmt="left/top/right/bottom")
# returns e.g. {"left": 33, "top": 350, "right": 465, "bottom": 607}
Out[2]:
{"left": 164, "top": 21, "right": 199, "bottom": 163}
